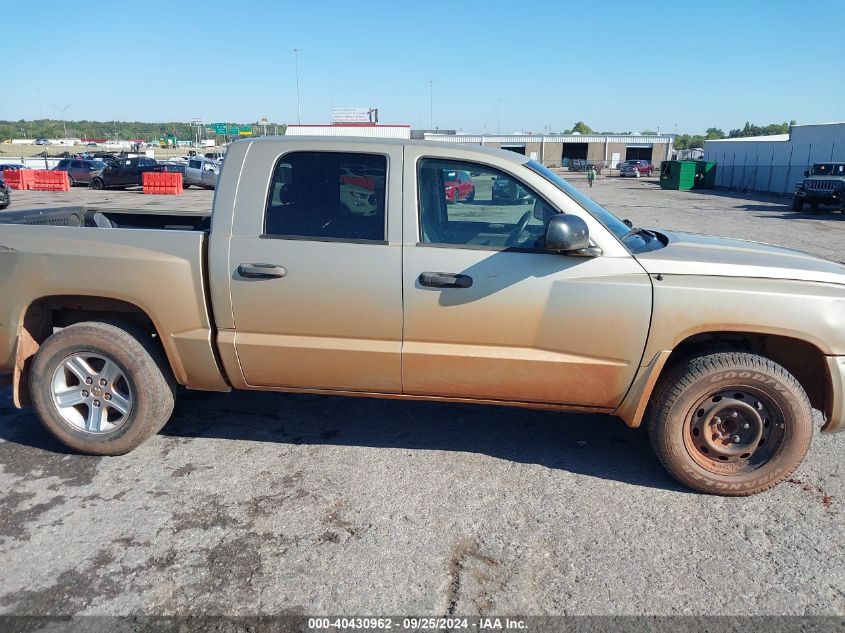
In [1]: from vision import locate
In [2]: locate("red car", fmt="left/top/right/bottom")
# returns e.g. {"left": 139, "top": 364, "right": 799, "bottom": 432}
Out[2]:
{"left": 617, "top": 159, "right": 654, "bottom": 177}
{"left": 443, "top": 170, "right": 475, "bottom": 202}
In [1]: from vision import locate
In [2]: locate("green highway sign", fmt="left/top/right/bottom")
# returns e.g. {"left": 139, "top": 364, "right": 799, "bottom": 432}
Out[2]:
{"left": 213, "top": 123, "right": 227, "bottom": 135}
{"left": 229, "top": 125, "right": 239, "bottom": 135}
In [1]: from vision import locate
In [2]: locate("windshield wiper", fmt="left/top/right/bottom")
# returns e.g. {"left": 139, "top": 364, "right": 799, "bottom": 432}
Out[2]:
{"left": 621, "top": 226, "right": 655, "bottom": 240}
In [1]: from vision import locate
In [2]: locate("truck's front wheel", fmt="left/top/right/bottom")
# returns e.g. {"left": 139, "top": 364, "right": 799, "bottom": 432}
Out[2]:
{"left": 792, "top": 196, "right": 803, "bottom": 211}
{"left": 647, "top": 352, "right": 812, "bottom": 496}
{"left": 29, "top": 321, "right": 176, "bottom": 455}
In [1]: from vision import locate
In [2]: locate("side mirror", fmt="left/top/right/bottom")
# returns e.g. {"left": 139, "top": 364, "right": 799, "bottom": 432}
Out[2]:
{"left": 545, "top": 214, "right": 591, "bottom": 253}
{"left": 804, "top": 170, "right": 809, "bottom": 177}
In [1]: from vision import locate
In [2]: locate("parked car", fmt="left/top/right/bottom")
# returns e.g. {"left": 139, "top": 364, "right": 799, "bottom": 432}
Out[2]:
{"left": 183, "top": 157, "right": 220, "bottom": 189}
{"left": 156, "top": 162, "right": 186, "bottom": 175}
{"left": 0, "top": 177, "right": 10, "bottom": 209}
{"left": 617, "top": 159, "right": 653, "bottom": 176}
{"left": 204, "top": 151, "right": 225, "bottom": 162}
{"left": 52, "top": 159, "right": 107, "bottom": 186}
{"left": 792, "top": 162, "right": 845, "bottom": 211}
{"left": 34, "top": 138, "right": 51, "bottom": 146}
{"left": 89, "top": 157, "right": 161, "bottom": 190}
{"left": 619, "top": 163, "right": 642, "bottom": 178}
{"left": 0, "top": 137, "right": 843, "bottom": 497}
{"left": 0, "top": 163, "right": 27, "bottom": 173}
{"left": 492, "top": 174, "right": 533, "bottom": 203}
{"left": 443, "top": 169, "right": 475, "bottom": 202}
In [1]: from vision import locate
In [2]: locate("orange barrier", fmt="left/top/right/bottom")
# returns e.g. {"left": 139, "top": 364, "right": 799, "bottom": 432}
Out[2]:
{"left": 2, "top": 169, "right": 36, "bottom": 190}
{"left": 142, "top": 171, "right": 183, "bottom": 195}
{"left": 31, "top": 170, "right": 69, "bottom": 192}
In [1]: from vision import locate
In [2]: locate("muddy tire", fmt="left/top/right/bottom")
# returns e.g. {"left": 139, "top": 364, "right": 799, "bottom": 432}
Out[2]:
{"left": 29, "top": 321, "right": 176, "bottom": 455}
{"left": 792, "top": 196, "right": 803, "bottom": 212}
{"left": 647, "top": 352, "right": 812, "bottom": 496}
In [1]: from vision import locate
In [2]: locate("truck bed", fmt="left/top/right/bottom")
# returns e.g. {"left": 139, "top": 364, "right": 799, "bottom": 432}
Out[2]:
{"left": 0, "top": 207, "right": 228, "bottom": 393}
{"left": 0, "top": 206, "right": 211, "bottom": 232}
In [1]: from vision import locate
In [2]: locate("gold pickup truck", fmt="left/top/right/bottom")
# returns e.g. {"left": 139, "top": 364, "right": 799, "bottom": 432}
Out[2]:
{"left": 1, "top": 137, "right": 843, "bottom": 495}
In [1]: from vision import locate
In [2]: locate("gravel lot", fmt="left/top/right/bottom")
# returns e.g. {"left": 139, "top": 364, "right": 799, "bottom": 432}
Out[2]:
{"left": 0, "top": 176, "right": 843, "bottom": 618}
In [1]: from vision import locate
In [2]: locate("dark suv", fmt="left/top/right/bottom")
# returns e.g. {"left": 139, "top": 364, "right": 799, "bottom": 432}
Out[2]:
{"left": 90, "top": 157, "right": 161, "bottom": 190}
{"left": 793, "top": 163, "right": 845, "bottom": 211}
{"left": 52, "top": 159, "right": 107, "bottom": 186}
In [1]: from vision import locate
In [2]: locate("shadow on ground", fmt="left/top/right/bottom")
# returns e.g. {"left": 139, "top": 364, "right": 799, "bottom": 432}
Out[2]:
{"left": 0, "top": 387, "right": 686, "bottom": 494}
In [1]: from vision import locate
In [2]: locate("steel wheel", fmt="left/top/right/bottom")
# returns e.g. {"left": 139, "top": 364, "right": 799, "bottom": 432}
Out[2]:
{"left": 50, "top": 352, "right": 133, "bottom": 434}
{"left": 684, "top": 388, "right": 786, "bottom": 475}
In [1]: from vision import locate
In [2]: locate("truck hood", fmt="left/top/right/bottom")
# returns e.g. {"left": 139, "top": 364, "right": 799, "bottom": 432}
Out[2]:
{"left": 635, "top": 230, "right": 845, "bottom": 285}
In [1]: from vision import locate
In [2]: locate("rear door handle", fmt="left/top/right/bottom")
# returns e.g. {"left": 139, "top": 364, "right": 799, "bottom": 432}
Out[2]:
{"left": 419, "top": 272, "right": 473, "bottom": 288}
{"left": 237, "top": 263, "right": 287, "bottom": 279}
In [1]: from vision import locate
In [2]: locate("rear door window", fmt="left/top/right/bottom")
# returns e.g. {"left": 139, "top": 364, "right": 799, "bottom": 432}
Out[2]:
{"left": 264, "top": 151, "right": 387, "bottom": 242}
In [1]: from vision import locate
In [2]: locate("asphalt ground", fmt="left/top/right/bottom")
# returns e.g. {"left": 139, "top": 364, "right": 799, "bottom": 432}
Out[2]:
{"left": 0, "top": 175, "right": 843, "bottom": 619}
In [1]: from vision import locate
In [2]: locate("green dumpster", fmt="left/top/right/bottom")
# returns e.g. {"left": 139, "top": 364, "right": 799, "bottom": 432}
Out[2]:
{"left": 660, "top": 160, "right": 697, "bottom": 190}
{"left": 694, "top": 160, "right": 717, "bottom": 189}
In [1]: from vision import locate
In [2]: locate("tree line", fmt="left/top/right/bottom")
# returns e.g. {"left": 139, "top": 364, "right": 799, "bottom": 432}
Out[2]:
{"left": 1, "top": 119, "right": 285, "bottom": 142}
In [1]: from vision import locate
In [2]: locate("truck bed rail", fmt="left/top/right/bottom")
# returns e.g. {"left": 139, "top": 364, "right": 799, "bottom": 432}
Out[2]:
{"left": 0, "top": 206, "right": 211, "bottom": 231}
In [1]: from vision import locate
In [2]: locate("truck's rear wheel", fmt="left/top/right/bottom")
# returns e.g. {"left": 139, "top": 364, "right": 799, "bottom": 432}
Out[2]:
{"left": 647, "top": 352, "right": 812, "bottom": 496}
{"left": 29, "top": 321, "right": 176, "bottom": 455}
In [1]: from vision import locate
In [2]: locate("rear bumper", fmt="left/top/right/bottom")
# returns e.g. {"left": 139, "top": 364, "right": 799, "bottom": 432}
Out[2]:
{"left": 824, "top": 355, "right": 845, "bottom": 433}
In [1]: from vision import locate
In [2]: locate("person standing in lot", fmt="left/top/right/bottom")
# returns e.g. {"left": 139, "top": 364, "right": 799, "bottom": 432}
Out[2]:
{"left": 587, "top": 164, "right": 596, "bottom": 188}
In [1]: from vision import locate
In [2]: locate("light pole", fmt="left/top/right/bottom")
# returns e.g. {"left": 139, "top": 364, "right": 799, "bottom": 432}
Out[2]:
{"left": 49, "top": 102, "right": 74, "bottom": 146}
{"left": 293, "top": 49, "right": 302, "bottom": 125}
{"left": 429, "top": 80, "right": 433, "bottom": 129}
{"left": 496, "top": 99, "right": 501, "bottom": 135}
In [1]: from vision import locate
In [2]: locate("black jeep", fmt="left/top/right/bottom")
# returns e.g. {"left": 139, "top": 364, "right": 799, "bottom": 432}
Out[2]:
{"left": 793, "top": 162, "right": 845, "bottom": 211}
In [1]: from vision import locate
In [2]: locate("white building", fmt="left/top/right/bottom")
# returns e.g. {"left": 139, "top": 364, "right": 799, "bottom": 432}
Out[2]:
{"left": 703, "top": 123, "right": 845, "bottom": 194}
{"left": 424, "top": 133, "right": 674, "bottom": 168}
{"left": 285, "top": 124, "right": 411, "bottom": 139}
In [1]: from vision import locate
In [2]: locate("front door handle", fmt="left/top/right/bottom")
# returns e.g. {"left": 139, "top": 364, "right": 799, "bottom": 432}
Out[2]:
{"left": 419, "top": 272, "right": 473, "bottom": 288}
{"left": 237, "top": 263, "right": 287, "bottom": 279}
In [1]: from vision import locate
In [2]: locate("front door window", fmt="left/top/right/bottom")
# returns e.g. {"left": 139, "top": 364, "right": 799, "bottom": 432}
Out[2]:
{"left": 417, "top": 158, "right": 558, "bottom": 250}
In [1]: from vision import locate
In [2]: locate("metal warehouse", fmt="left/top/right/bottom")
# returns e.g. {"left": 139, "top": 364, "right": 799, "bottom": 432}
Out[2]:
{"left": 423, "top": 133, "right": 674, "bottom": 168}
{"left": 703, "top": 122, "right": 845, "bottom": 194}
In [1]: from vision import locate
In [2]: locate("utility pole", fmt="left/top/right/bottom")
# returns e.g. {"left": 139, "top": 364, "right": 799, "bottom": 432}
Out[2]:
{"left": 293, "top": 49, "right": 302, "bottom": 125}
{"left": 49, "top": 102, "right": 74, "bottom": 146}
{"left": 429, "top": 80, "right": 434, "bottom": 129}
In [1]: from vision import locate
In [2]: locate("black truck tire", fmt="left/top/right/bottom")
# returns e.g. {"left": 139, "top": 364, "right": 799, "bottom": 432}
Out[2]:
{"left": 29, "top": 321, "right": 176, "bottom": 455}
{"left": 791, "top": 196, "right": 803, "bottom": 211}
{"left": 647, "top": 352, "right": 812, "bottom": 496}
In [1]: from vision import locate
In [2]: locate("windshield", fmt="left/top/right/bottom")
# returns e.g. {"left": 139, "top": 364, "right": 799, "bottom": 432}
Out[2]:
{"left": 526, "top": 160, "right": 631, "bottom": 238}
{"left": 525, "top": 160, "right": 661, "bottom": 253}
{"left": 810, "top": 163, "right": 845, "bottom": 176}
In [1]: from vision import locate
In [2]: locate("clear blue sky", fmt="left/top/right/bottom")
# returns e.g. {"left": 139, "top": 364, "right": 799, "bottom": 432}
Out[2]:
{"left": 2, "top": 0, "right": 843, "bottom": 134}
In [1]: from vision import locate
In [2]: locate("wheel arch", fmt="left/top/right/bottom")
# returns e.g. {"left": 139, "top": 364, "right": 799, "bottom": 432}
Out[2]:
{"left": 12, "top": 294, "right": 179, "bottom": 408}
{"left": 616, "top": 330, "right": 831, "bottom": 430}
